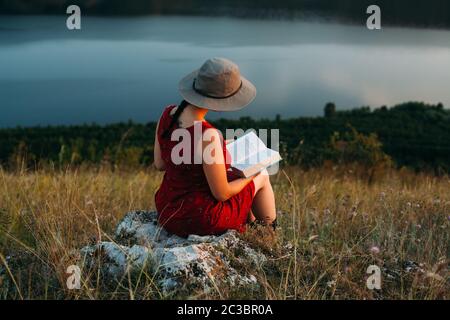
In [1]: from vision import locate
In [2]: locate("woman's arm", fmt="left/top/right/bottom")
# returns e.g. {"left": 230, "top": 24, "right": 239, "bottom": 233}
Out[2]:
{"left": 202, "top": 129, "right": 256, "bottom": 201}
{"left": 153, "top": 119, "right": 166, "bottom": 171}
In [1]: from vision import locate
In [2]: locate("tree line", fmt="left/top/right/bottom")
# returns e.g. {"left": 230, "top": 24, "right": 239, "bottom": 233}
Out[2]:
{"left": 2, "top": 0, "right": 450, "bottom": 29}
{"left": 0, "top": 102, "right": 449, "bottom": 174}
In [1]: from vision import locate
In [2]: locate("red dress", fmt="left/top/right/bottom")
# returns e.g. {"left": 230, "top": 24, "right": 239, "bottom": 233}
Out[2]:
{"left": 155, "top": 105, "right": 255, "bottom": 237}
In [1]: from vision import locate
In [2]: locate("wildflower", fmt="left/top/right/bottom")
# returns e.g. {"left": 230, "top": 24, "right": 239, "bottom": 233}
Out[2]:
{"left": 369, "top": 246, "right": 380, "bottom": 255}
{"left": 326, "top": 280, "right": 336, "bottom": 288}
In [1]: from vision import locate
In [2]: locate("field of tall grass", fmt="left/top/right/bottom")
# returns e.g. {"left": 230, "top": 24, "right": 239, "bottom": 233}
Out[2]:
{"left": 0, "top": 166, "right": 448, "bottom": 300}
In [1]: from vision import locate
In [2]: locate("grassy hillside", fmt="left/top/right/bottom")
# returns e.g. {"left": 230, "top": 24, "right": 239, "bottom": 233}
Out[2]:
{"left": 0, "top": 166, "right": 448, "bottom": 299}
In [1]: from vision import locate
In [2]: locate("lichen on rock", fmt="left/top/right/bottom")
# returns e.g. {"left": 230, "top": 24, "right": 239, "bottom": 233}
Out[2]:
{"left": 81, "top": 242, "right": 152, "bottom": 281}
{"left": 80, "top": 211, "right": 266, "bottom": 296}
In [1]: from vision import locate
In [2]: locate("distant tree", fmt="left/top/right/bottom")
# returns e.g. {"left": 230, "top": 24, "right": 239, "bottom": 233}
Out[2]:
{"left": 324, "top": 102, "right": 336, "bottom": 118}
{"left": 275, "top": 114, "right": 281, "bottom": 122}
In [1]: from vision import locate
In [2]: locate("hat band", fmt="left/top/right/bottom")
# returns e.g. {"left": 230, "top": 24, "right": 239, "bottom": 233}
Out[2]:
{"left": 193, "top": 78, "right": 243, "bottom": 99}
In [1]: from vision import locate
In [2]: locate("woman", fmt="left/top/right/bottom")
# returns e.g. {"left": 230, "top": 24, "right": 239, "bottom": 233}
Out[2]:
{"left": 154, "top": 58, "right": 276, "bottom": 237}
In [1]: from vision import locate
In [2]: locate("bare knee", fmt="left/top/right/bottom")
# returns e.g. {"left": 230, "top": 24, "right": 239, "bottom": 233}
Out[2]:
{"left": 253, "top": 171, "right": 271, "bottom": 194}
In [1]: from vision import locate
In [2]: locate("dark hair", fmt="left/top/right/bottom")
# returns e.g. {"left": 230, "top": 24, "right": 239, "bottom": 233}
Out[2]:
{"left": 162, "top": 100, "right": 189, "bottom": 139}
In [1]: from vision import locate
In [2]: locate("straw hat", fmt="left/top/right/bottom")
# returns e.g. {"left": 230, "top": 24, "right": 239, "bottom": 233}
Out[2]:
{"left": 178, "top": 57, "right": 256, "bottom": 111}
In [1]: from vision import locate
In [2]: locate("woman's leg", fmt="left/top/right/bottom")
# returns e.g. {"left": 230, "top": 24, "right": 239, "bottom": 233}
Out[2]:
{"left": 251, "top": 171, "right": 276, "bottom": 225}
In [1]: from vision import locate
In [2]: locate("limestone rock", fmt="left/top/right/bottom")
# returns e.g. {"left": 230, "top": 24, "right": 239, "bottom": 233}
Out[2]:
{"left": 81, "top": 242, "right": 152, "bottom": 281}
{"left": 80, "top": 211, "right": 266, "bottom": 295}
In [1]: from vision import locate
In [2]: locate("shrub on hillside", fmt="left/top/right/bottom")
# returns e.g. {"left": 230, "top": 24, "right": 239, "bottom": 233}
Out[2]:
{"left": 329, "top": 125, "right": 393, "bottom": 183}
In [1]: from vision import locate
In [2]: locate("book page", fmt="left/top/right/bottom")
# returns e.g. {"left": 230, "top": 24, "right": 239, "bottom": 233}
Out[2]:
{"left": 233, "top": 149, "right": 281, "bottom": 173}
{"left": 226, "top": 131, "right": 267, "bottom": 165}
{"left": 227, "top": 131, "right": 282, "bottom": 177}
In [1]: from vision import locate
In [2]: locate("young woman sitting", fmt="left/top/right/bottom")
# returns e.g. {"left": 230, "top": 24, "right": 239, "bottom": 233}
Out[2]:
{"left": 154, "top": 58, "right": 277, "bottom": 237}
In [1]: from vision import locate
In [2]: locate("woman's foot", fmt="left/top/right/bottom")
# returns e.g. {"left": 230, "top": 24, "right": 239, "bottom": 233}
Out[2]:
{"left": 249, "top": 217, "right": 277, "bottom": 231}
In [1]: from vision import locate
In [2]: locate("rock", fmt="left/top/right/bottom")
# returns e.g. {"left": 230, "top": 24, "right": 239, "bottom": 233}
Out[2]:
{"left": 81, "top": 242, "right": 152, "bottom": 281}
{"left": 80, "top": 211, "right": 266, "bottom": 295}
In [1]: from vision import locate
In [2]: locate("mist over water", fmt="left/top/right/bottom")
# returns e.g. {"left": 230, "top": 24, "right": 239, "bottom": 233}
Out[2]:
{"left": 1, "top": 15, "right": 450, "bottom": 127}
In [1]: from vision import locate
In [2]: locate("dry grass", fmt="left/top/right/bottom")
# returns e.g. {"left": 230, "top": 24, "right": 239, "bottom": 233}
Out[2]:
{"left": 0, "top": 166, "right": 448, "bottom": 300}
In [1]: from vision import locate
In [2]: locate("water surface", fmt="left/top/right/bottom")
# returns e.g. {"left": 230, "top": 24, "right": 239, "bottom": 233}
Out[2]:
{"left": 1, "top": 15, "right": 450, "bottom": 127}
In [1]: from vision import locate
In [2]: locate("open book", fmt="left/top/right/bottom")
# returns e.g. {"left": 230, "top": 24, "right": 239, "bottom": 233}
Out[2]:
{"left": 226, "top": 131, "right": 282, "bottom": 178}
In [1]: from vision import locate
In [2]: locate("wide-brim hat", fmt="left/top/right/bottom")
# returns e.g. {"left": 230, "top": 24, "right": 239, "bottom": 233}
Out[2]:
{"left": 178, "top": 57, "right": 256, "bottom": 111}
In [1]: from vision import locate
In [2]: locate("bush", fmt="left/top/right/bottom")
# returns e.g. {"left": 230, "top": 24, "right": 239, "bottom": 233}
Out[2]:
{"left": 329, "top": 125, "right": 393, "bottom": 183}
